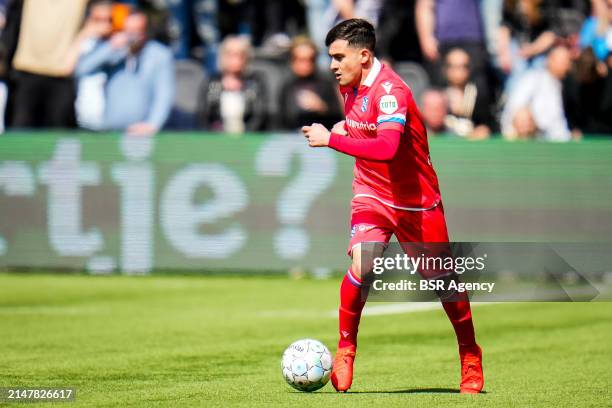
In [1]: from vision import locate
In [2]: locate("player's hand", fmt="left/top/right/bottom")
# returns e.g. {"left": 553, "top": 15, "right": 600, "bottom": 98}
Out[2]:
{"left": 331, "top": 120, "right": 347, "bottom": 136}
{"left": 302, "top": 123, "right": 331, "bottom": 147}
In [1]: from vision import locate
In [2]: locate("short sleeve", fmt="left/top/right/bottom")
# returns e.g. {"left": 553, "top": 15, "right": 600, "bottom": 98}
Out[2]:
{"left": 375, "top": 83, "right": 408, "bottom": 133}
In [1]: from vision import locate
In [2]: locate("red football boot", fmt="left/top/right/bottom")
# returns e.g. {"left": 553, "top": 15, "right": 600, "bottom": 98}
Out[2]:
{"left": 459, "top": 344, "right": 484, "bottom": 394}
{"left": 331, "top": 345, "right": 356, "bottom": 392}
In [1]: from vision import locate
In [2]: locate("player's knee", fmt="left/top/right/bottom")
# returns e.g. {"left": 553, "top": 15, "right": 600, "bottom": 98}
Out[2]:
{"left": 351, "top": 258, "right": 362, "bottom": 280}
{"left": 350, "top": 247, "right": 375, "bottom": 280}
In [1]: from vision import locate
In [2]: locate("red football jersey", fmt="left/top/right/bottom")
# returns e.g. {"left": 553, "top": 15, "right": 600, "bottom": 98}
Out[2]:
{"left": 340, "top": 59, "right": 441, "bottom": 210}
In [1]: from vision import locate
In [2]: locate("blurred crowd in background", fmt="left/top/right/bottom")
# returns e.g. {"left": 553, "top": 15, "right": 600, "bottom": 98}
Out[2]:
{"left": 0, "top": 0, "right": 611, "bottom": 141}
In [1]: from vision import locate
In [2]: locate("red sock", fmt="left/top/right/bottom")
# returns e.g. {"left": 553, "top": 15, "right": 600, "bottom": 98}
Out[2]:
{"left": 442, "top": 299, "right": 476, "bottom": 347}
{"left": 338, "top": 268, "right": 368, "bottom": 349}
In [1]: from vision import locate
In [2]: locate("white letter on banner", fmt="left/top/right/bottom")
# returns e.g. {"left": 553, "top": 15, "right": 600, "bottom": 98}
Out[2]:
{"left": 38, "top": 139, "right": 103, "bottom": 257}
{"left": 0, "top": 161, "right": 36, "bottom": 255}
{"left": 161, "top": 163, "right": 248, "bottom": 258}
{"left": 110, "top": 135, "right": 155, "bottom": 274}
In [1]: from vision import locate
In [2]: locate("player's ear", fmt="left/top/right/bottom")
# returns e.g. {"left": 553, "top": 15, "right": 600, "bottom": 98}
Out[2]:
{"left": 360, "top": 48, "right": 371, "bottom": 64}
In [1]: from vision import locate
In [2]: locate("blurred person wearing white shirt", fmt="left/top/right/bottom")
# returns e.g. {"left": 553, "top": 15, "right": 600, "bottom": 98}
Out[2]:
{"left": 501, "top": 46, "right": 573, "bottom": 142}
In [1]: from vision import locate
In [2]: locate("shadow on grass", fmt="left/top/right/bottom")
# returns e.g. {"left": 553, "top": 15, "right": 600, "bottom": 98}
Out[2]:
{"left": 303, "top": 388, "right": 487, "bottom": 395}
{"left": 349, "top": 388, "right": 461, "bottom": 394}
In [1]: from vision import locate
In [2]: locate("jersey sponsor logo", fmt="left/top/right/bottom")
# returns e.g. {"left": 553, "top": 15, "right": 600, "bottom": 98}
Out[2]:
{"left": 379, "top": 94, "right": 398, "bottom": 114}
{"left": 346, "top": 117, "right": 377, "bottom": 131}
{"left": 361, "top": 96, "right": 369, "bottom": 112}
{"left": 381, "top": 81, "right": 393, "bottom": 94}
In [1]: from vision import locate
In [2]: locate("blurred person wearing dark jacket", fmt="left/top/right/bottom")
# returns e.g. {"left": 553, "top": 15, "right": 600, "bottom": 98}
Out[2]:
{"left": 497, "top": 0, "right": 557, "bottom": 92}
{"left": 420, "top": 89, "right": 449, "bottom": 136}
{"left": 197, "top": 35, "right": 268, "bottom": 133}
{"left": 76, "top": 9, "right": 175, "bottom": 136}
{"left": 9, "top": 0, "right": 88, "bottom": 128}
{"left": 377, "top": 0, "right": 422, "bottom": 62}
{"left": 443, "top": 48, "right": 493, "bottom": 139}
{"left": 279, "top": 36, "right": 342, "bottom": 130}
{"left": 563, "top": 47, "right": 612, "bottom": 135}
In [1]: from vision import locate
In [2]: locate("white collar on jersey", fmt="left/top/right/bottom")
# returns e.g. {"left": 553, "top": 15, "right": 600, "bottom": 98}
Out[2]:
{"left": 362, "top": 58, "right": 382, "bottom": 88}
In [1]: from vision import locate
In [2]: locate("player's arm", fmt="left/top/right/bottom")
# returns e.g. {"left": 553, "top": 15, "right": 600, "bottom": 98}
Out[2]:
{"left": 302, "top": 122, "right": 401, "bottom": 162}
{"left": 328, "top": 128, "right": 401, "bottom": 161}
{"left": 303, "top": 87, "right": 409, "bottom": 161}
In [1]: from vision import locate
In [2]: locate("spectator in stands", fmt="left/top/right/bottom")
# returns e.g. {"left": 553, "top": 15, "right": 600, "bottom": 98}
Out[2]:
{"left": 415, "top": 0, "right": 490, "bottom": 96}
{"left": 443, "top": 48, "right": 493, "bottom": 139}
{"left": 377, "top": 0, "right": 422, "bottom": 63}
{"left": 9, "top": 0, "right": 89, "bottom": 128}
{"left": 420, "top": 89, "right": 449, "bottom": 136}
{"left": 0, "top": 0, "right": 8, "bottom": 133}
{"left": 76, "top": 9, "right": 175, "bottom": 136}
{"left": 579, "top": 0, "right": 612, "bottom": 61}
{"left": 563, "top": 47, "right": 612, "bottom": 134}
{"left": 197, "top": 35, "right": 268, "bottom": 133}
{"left": 305, "top": 0, "right": 382, "bottom": 68}
{"left": 497, "top": 0, "right": 557, "bottom": 92}
{"left": 166, "top": 0, "right": 220, "bottom": 74}
{"left": 332, "top": 0, "right": 384, "bottom": 26}
{"left": 245, "top": 0, "right": 305, "bottom": 52}
{"left": 66, "top": 0, "right": 114, "bottom": 131}
{"left": 501, "top": 45, "right": 574, "bottom": 141}
{"left": 279, "top": 36, "right": 342, "bottom": 130}
{"left": 509, "top": 107, "right": 538, "bottom": 139}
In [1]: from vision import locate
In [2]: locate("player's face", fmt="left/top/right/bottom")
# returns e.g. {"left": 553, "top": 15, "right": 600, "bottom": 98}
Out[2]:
{"left": 328, "top": 40, "right": 369, "bottom": 87}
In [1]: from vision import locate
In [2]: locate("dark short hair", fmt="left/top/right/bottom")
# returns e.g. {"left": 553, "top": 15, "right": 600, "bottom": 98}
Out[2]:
{"left": 325, "top": 18, "right": 376, "bottom": 51}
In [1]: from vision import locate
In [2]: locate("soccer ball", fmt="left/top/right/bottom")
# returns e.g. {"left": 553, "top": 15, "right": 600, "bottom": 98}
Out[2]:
{"left": 281, "top": 339, "right": 333, "bottom": 392}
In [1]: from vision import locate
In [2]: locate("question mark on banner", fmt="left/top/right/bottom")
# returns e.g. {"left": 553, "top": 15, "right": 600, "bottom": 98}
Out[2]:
{"left": 256, "top": 134, "right": 337, "bottom": 260}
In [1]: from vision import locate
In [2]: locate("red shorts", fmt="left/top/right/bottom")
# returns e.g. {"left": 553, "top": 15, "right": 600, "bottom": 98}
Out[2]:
{"left": 348, "top": 196, "right": 449, "bottom": 256}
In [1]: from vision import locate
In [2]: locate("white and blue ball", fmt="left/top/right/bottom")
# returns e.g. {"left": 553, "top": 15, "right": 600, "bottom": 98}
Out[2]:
{"left": 281, "top": 339, "right": 332, "bottom": 392}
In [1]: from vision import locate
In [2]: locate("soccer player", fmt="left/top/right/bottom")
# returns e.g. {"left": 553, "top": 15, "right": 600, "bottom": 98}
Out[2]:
{"left": 302, "top": 19, "right": 484, "bottom": 394}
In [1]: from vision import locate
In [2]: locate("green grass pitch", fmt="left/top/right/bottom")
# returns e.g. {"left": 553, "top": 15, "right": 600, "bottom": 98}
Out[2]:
{"left": 1, "top": 273, "right": 611, "bottom": 407}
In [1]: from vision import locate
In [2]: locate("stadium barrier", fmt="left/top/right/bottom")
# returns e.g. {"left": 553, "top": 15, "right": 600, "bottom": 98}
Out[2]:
{"left": 0, "top": 132, "right": 611, "bottom": 274}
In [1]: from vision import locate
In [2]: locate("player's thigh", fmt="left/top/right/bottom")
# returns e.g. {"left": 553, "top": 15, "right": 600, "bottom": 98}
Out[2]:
{"left": 395, "top": 203, "right": 449, "bottom": 243}
{"left": 395, "top": 203, "right": 451, "bottom": 279}
{"left": 348, "top": 197, "right": 394, "bottom": 279}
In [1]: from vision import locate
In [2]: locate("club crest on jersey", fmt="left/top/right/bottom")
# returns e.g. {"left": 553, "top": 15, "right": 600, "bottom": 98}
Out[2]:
{"left": 381, "top": 81, "right": 393, "bottom": 94}
{"left": 361, "top": 96, "right": 369, "bottom": 112}
{"left": 379, "top": 94, "right": 398, "bottom": 114}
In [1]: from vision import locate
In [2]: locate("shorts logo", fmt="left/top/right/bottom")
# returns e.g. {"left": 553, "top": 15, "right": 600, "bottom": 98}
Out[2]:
{"left": 379, "top": 94, "right": 398, "bottom": 114}
{"left": 351, "top": 224, "right": 376, "bottom": 237}
{"left": 361, "top": 96, "right": 369, "bottom": 112}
